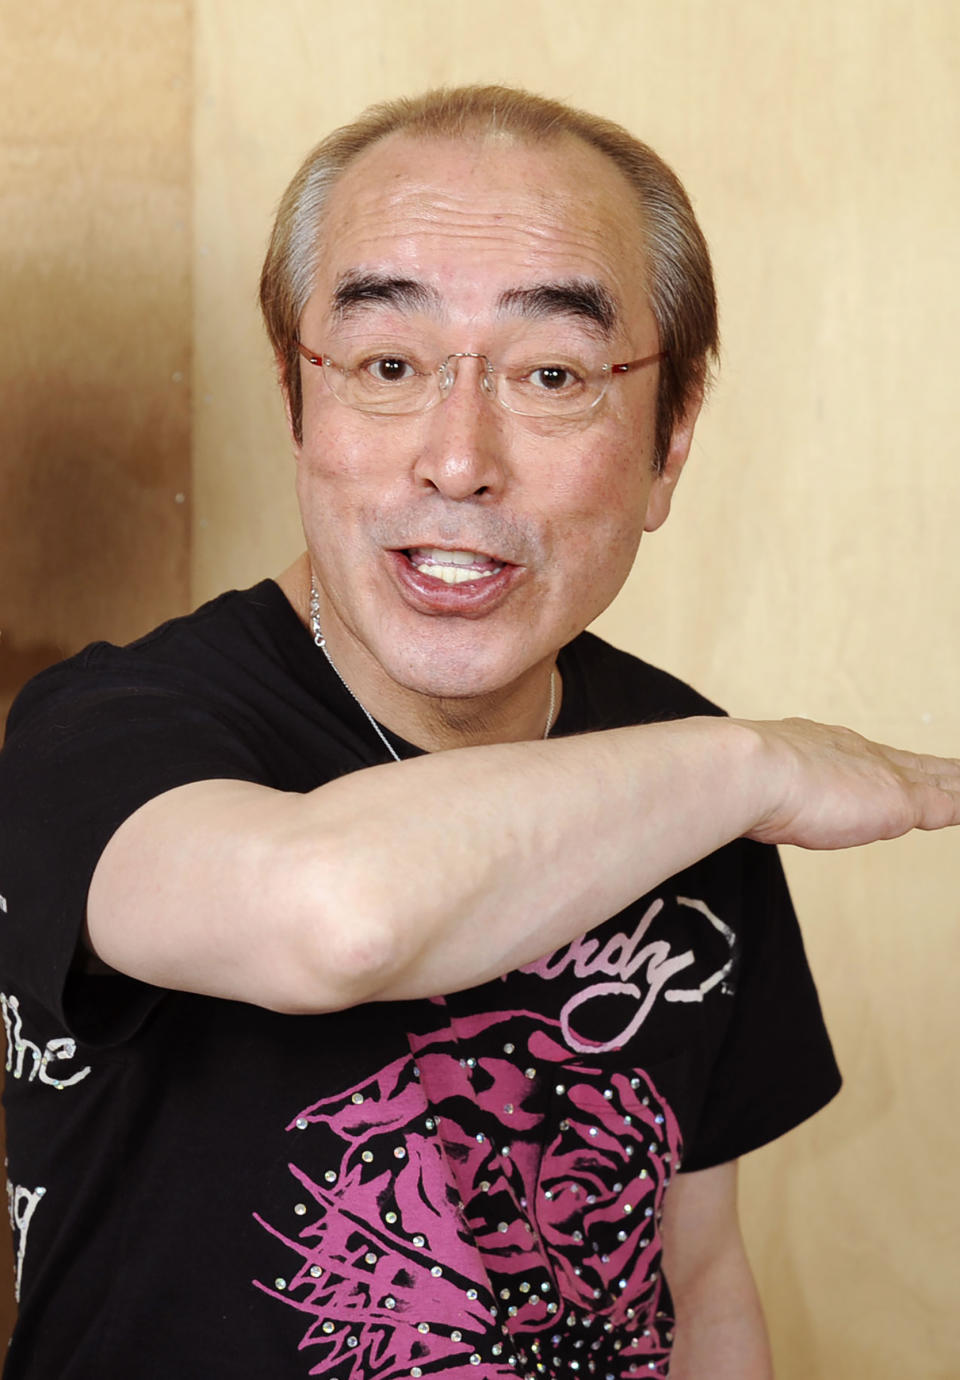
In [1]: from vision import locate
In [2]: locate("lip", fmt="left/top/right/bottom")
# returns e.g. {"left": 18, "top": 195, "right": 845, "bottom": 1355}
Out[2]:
{"left": 386, "top": 547, "right": 525, "bottom": 616}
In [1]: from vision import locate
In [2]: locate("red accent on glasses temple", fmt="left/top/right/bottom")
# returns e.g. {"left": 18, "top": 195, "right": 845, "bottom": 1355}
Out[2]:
{"left": 610, "top": 351, "right": 666, "bottom": 375}
{"left": 297, "top": 342, "right": 323, "bottom": 365}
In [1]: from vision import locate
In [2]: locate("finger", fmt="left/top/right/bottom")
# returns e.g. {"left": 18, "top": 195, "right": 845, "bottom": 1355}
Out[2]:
{"left": 898, "top": 773, "right": 960, "bottom": 828}
{"left": 873, "top": 744, "right": 960, "bottom": 777}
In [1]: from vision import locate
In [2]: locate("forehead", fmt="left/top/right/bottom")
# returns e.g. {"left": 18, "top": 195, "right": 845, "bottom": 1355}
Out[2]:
{"left": 308, "top": 131, "right": 651, "bottom": 329}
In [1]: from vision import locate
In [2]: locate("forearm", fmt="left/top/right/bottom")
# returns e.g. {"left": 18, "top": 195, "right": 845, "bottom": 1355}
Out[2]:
{"left": 661, "top": 1162, "right": 773, "bottom": 1380}
{"left": 304, "top": 716, "right": 765, "bottom": 1003}
{"left": 667, "top": 1263, "right": 773, "bottom": 1379}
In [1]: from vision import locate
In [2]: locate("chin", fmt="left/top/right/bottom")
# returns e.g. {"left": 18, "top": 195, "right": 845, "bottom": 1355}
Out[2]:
{"left": 389, "top": 662, "right": 509, "bottom": 704}
{"left": 380, "top": 636, "right": 534, "bottom": 704}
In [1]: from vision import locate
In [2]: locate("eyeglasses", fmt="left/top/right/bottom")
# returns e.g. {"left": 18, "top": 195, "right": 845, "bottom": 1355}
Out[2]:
{"left": 296, "top": 340, "right": 664, "bottom": 420}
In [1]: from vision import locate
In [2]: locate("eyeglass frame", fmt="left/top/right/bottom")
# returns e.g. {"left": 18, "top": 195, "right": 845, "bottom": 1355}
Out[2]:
{"left": 296, "top": 341, "right": 666, "bottom": 419}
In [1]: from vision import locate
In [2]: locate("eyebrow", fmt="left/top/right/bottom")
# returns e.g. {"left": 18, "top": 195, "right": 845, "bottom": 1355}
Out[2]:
{"left": 332, "top": 271, "right": 443, "bottom": 319}
{"left": 496, "top": 279, "right": 619, "bottom": 337}
{"left": 330, "top": 271, "right": 619, "bottom": 337}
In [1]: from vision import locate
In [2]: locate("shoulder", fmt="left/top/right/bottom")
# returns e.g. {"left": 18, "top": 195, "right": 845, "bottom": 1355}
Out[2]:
{"left": 5, "top": 581, "right": 297, "bottom": 736}
{"left": 557, "top": 630, "right": 725, "bottom": 734}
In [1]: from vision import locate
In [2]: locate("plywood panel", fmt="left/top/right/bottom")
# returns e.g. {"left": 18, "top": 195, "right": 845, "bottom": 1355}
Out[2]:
{"left": 193, "top": 4, "right": 959, "bottom": 1375}
{"left": 0, "top": 0, "right": 193, "bottom": 1343}
{"left": 0, "top": 1, "right": 193, "bottom": 728}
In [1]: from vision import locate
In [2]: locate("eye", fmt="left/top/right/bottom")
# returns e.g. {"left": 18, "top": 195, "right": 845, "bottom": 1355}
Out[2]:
{"left": 528, "top": 364, "right": 581, "bottom": 392}
{"left": 364, "top": 356, "right": 415, "bottom": 384}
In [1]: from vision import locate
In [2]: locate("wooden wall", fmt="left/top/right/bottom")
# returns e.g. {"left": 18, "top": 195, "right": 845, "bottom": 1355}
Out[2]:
{"left": 2, "top": 2, "right": 958, "bottom": 1373}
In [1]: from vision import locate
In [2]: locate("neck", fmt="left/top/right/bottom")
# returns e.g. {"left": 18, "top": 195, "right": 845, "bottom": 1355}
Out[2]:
{"left": 277, "top": 554, "right": 560, "bottom": 752}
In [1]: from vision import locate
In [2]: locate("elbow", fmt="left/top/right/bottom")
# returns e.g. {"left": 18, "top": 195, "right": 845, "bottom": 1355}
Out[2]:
{"left": 246, "top": 785, "right": 431, "bottom": 1015}
{"left": 265, "top": 855, "right": 413, "bottom": 1015}
{"left": 297, "top": 912, "right": 405, "bottom": 1014}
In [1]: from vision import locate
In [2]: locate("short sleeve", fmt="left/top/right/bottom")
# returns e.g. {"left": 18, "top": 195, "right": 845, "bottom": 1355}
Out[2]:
{"left": 679, "top": 839, "right": 842, "bottom": 1171}
{"left": 0, "top": 645, "right": 269, "bottom": 1043}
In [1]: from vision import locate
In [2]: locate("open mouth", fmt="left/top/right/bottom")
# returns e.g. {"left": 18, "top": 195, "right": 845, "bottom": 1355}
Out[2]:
{"left": 404, "top": 546, "right": 508, "bottom": 586}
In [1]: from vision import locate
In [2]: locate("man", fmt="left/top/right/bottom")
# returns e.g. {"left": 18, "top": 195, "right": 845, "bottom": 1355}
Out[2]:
{"left": 0, "top": 85, "right": 957, "bottom": 1379}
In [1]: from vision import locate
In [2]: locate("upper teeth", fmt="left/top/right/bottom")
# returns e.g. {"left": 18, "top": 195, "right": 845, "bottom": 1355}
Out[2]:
{"left": 411, "top": 547, "right": 502, "bottom": 585}
{"left": 416, "top": 547, "right": 492, "bottom": 566}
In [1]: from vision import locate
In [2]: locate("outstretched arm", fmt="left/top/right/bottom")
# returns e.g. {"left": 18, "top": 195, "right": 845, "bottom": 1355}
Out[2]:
{"left": 85, "top": 711, "right": 960, "bottom": 1013}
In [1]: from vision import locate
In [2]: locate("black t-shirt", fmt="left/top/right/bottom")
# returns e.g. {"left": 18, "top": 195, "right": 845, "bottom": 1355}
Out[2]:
{"left": 0, "top": 581, "right": 840, "bottom": 1379}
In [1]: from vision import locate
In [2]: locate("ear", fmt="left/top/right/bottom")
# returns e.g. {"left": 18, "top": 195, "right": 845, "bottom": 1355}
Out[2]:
{"left": 643, "top": 389, "right": 703, "bottom": 533}
{"left": 275, "top": 350, "right": 300, "bottom": 450}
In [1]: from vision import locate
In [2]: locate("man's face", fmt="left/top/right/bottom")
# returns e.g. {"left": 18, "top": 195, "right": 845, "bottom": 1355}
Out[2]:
{"left": 293, "top": 131, "right": 692, "bottom": 709}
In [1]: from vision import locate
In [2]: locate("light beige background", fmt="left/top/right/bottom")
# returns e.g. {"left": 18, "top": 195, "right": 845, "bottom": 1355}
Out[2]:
{"left": 2, "top": 1, "right": 958, "bottom": 1374}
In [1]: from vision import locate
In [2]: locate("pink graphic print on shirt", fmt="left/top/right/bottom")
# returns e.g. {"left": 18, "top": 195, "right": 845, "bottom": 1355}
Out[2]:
{"left": 254, "top": 1008, "right": 681, "bottom": 1378}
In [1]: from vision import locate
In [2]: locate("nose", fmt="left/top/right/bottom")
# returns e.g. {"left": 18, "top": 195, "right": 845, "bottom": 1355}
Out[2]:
{"left": 412, "top": 354, "right": 509, "bottom": 501}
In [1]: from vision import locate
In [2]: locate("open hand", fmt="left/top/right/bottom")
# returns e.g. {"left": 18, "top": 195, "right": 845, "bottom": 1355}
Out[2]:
{"left": 740, "top": 717, "right": 960, "bottom": 851}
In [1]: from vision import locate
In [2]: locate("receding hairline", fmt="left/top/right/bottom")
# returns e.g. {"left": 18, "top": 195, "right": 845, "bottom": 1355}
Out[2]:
{"left": 314, "top": 121, "right": 652, "bottom": 224}
{"left": 299, "top": 124, "right": 657, "bottom": 324}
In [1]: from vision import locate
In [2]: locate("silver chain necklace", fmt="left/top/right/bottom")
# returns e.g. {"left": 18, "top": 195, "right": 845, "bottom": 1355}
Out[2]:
{"left": 309, "top": 575, "right": 557, "bottom": 762}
